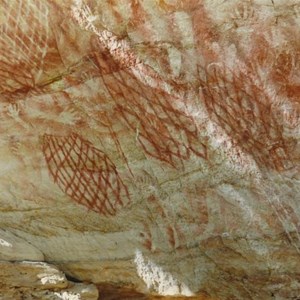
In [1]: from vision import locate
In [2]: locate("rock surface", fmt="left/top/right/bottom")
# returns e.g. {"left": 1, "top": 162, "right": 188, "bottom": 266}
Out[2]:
{"left": 0, "top": 260, "right": 98, "bottom": 299}
{"left": 0, "top": 0, "right": 299, "bottom": 299}
{"left": 0, "top": 229, "right": 44, "bottom": 261}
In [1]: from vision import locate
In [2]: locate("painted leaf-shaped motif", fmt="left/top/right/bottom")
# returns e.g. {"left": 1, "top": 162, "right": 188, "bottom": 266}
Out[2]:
{"left": 43, "top": 133, "right": 130, "bottom": 216}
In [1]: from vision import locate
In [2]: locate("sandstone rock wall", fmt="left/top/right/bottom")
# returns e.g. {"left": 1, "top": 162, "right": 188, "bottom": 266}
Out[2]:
{"left": 0, "top": 0, "right": 299, "bottom": 299}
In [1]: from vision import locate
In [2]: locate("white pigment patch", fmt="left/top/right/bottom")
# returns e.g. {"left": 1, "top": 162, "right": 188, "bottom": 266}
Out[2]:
{"left": 0, "top": 239, "right": 12, "bottom": 247}
{"left": 134, "top": 249, "right": 194, "bottom": 296}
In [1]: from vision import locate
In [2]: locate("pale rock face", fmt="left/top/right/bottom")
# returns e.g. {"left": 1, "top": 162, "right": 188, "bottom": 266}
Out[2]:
{"left": 0, "top": 0, "right": 299, "bottom": 299}
{"left": 0, "top": 229, "right": 44, "bottom": 261}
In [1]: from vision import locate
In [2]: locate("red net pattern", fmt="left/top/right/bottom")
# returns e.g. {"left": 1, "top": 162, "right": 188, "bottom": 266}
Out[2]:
{"left": 0, "top": 0, "right": 49, "bottom": 91}
{"left": 200, "top": 63, "right": 296, "bottom": 171}
{"left": 42, "top": 133, "right": 130, "bottom": 216}
{"left": 99, "top": 67, "right": 208, "bottom": 168}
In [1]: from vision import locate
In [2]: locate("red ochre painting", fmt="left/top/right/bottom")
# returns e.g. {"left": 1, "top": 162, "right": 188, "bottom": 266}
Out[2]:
{"left": 42, "top": 133, "right": 130, "bottom": 216}
{"left": 1, "top": 0, "right": 300, "bottom": 298}
{"left": 0, "top": 0, "right": 298, "bottom": 217}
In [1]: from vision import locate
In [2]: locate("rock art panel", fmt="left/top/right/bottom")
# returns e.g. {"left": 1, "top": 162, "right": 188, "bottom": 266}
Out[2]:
{"left": 0, "top": 0, "right": 299, "bottom": 299}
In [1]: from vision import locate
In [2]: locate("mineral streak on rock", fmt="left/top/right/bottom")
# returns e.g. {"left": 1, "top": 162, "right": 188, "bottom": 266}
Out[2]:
{"left": 0, "top": 0, "right": 299, "bottom": 299}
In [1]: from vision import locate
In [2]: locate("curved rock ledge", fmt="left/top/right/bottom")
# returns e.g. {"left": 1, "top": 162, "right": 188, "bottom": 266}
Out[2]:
{"left": 0, "top": 260, "right": 98, "bottom": 300}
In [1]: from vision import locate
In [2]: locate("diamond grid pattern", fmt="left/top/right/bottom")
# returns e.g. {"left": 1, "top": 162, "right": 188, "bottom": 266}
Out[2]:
{"left": 42, "top": 133, "right": 130, "bottom": 216}
{"left": 0, "top": 0, "right": 49, "bottom": 91}
{"left": 200, "top": 64, "right": 294, "bottom": 171}
{"left": 99, "top": 68, "right": 208, "bottom": 168}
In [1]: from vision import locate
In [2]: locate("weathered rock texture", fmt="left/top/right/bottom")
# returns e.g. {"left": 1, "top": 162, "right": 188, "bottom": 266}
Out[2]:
{"left": 0, "top": 260, "right": 98, "bottom": 299}
{"left": 0, "top": 0, "right": 299, "bottom": 299}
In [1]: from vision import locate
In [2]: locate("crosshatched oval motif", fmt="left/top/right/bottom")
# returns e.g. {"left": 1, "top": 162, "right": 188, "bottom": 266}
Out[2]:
{"left": 42, "top": 133, "right": 130, "bottom": 216}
